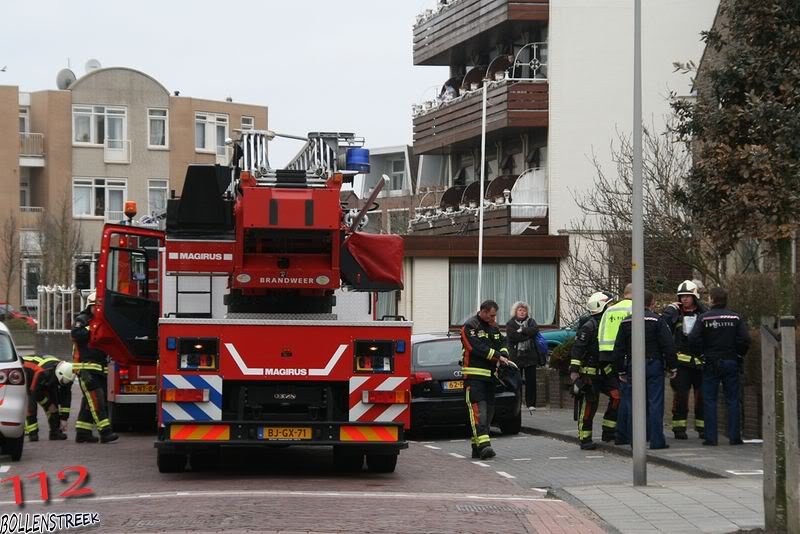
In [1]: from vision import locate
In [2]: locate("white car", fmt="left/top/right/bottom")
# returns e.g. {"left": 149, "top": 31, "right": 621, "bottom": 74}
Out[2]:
{"left": 0, "top": 322, "right": 26, "bottom": 461}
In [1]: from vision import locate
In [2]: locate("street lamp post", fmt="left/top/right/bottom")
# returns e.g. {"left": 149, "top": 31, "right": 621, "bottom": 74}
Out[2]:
{"left": 631, "top": 0, "right": 647, "bottom": 486}
{"left": 477, "top": 80, "right": 488, "bottom": 310}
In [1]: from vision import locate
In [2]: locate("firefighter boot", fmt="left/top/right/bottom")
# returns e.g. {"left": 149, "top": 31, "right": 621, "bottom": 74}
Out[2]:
{"left": 479, "top": 446, "right": 496, "bottom": 460}
{"left": 28, "top": 433, "right": 39, "bottom": 443}
{"left": 580, "top": 441, "right": 597, "bottom": 450}
{"left": 49, "top": 430, "right": 67, "bottom": 441}
{"left": 601, "top": 432, "right": 615, "bottom": 443}
{"left": 76, "top": 432, "right": 99, "bottom": 443}
{"left": 471, "top": 445, "right": 480, "bottom": 459}
{"left": 673, "top": 429, "right": 688, "bottom": 440}
{"left": 100, "top": 430, "right": 119, "bottom": 444}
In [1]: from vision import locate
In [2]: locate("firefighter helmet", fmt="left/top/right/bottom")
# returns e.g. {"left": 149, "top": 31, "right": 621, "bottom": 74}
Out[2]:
{"left": 676, "top": 280, "right": 700, "bottom": 299}
{"left": 55, "top": 361, "right": 75, "bottom": 385}
{"left": 86, "top": 291, "right": 96, "bottom": 306}
{"left": 586, "top": 292, "right": 611, "bottom": 315}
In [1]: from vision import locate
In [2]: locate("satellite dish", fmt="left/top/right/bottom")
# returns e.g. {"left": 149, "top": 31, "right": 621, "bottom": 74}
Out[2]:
{"left": 85, "top": 59, "right": 102, "bottom": 72}
{"left": 56, "top": 68, "right": 77, "bottom": 90}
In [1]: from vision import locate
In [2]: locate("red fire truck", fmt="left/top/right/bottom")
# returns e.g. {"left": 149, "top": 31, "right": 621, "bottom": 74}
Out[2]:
{"left": 90, "top": 132, "right": 411, "bottom": 473}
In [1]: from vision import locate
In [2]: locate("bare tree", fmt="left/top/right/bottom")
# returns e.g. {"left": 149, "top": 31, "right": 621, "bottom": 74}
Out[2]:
{"left": 37, "top": 199, "right": 83, "bottom": 286}
{"left": 562, "top": 121, "right": 748, "bottom": 317}
{"left": 1, "top": 216, "right": 20, "bottom": 312}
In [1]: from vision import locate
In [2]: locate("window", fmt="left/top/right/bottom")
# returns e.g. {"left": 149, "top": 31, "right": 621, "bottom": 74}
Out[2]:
{"left": 195, "top": 113, "right": 229, "bottom": 154}
{"left": 19, "top": 108, "right": 29, "bottom": 133}
{"left": 72, "top": 178, "right": 127, "bottom": 221}
{"left": 363, "top": 211, "right": 383, "bottom": 234}
{"left": 148, "top": 179, "right": 168, "bottom": 216}
{"left": 241, "top": 116, "right": 255, "bottom": 131}
{"left": 390, "top": 159, "right": 405, "bottom": 190}
{"left": 449, "top": 262, "right": 558, "bottom": 326}
{"left": 148, "top": 108, "right": 168, "bottom": 148}
{"left": 72, "top": 105, "right": 127, "bottom": 145}
{"left": 23, "top": 262, "right": 41, "bottom": 303}
{"left": 376, "top": 290, "right": 398, "bottom": 320}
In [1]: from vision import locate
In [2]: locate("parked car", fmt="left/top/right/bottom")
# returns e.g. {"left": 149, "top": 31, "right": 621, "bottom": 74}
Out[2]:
{"left": 0, "top": 322, "right": 26, "bottom": 461}
{"left": 539, "top": 316, "right": 584, "bottom": 352}
{"left": 0, "top": 303, "right": 37, "bottom": 329}
{"left": 410, "top": 333, "right": 521, "bottom": 434}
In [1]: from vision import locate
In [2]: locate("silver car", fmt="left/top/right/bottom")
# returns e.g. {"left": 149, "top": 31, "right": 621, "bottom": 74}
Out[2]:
{"left": 0, "top": 322, "right": 26, "bottom": 461}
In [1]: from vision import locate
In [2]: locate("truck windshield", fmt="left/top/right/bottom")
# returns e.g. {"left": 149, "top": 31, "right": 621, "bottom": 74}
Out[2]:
{"left": 0, "top": 334, "right": 16, "bottom": 363}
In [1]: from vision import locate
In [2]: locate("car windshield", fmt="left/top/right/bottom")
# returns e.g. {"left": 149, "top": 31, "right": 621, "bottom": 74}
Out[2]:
{"left": 0, "top": 334, "right": 16, "bottom": 363}
{"left": 413, "top": 339, "right": 461, "bottom": 367}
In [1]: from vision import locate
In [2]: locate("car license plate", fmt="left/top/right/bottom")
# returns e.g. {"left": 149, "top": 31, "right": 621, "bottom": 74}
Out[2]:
{"left": 259, "top": 427, "right": 312, "bottom": 440}
{"left": 443, "top": 380, "right": 464, "bottom": 390}
{"left": 121, "top": 384, "right": 157, "bottom": 394}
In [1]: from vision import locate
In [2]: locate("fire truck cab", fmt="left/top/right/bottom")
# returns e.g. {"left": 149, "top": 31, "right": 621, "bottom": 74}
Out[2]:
{"left": 91, "top": 132, "right": 412, "bottom": 473}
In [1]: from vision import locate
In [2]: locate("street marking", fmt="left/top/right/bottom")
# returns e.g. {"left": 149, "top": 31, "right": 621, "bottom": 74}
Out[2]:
{"left": 449, "top": 453, "right": 465, "bottom": 459}
{"left": 449, "top": 439, "right": 465, "bottom": 442}
{"left": 497, "top": 471, "right": 516, "bottom": 479}
{"left": 726, "top": 469, "right": 763, "bottom": 476}
{"left": 512, "top": 458, "right": 531, "bottom": 461}
{"left": 512, "top": 436, "right": 530, "bottom": 439}
{"left": 549, "top": 456, "right": 568, "bottom": 460}
{"left": 424, "top": 445, "right": 441, "bottom": 450}
{"left": 0, "top": 489, "right": 560, "bottom": 507}
{"left": 664, "top": 452, "right": 698, "bottom": 457}
{"left": 530, "top": 488, "right": 548, "bottom": 493}
{"left": 743, "top": 439, "right": 763, "bottom": 444}
{"left": 585, "top": 455, "right": 604, "bottom": 459}
{"left": 472, "top": 461, "right": 490, "bottom": 467}
{"left": 0, "top": 466, "right": 10, "bottom": 473}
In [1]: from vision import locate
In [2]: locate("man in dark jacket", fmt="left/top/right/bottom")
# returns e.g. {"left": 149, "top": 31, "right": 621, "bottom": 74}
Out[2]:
{"left": 662, "top": 280, "right": 708, "bottom": 440}
{"left": 461, "top": 299, "right": 510, "bottom": 460}
{"left": 688, "top": 287, "right": 751, "bottom": 446}
{"left": 22, "top": 356, "right": 74, "bottom": 441}
{"left": 71, "top": 292, "right": 118, "bottom": 444}
{"left": 569, "top": 291, "right": 619, "bottom": 449}
{"left": 613, "top": 290, "right": 678, "bottom": 449}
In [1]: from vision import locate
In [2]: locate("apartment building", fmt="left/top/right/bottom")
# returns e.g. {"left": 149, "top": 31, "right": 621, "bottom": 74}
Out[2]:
{"left": 1, "top": 65, "right": 267, "bottom": 309}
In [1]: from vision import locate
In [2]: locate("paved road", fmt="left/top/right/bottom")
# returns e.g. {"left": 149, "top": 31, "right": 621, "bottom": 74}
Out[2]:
{"left": 0, "top": 427, "right": 606, "bottom": 533}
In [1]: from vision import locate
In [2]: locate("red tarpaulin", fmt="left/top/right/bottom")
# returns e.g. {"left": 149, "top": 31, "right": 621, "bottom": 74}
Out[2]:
{"left": 344, "top": 232, "right": 404, "bottom": 286}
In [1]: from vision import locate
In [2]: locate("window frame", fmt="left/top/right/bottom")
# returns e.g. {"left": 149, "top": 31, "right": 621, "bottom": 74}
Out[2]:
{"left": 147, "top": 108, "right": 169, "bottom": 149}
{"left": 147, "top": 179, "right": 169, "bottom": 216}
{"left": 19, "top": 107, "right": 29, "bottom": 134}
{"left": 390, "top": 159, "right": 406, "bottom": 191}
{"left": 72, "top": 105, "right": 127, "bottom": 146}
{"left": 241, "top": 116, "right": 255, "bottom": 131}
{"left": 195, "top": 112, "right": 229, "bottom": 154}
{"left": 72, "top": 177, "right": 128, "bottom": 221}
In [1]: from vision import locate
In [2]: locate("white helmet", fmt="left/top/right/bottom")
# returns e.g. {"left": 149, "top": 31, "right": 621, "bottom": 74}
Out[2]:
{"left": 55, "top": 361, "right": 75, "bottom": 385}
{"left": 586, "top": 292, "right": 611, "bottom": 315}
{"left": 676, "top": 280, "right": 700, "bottom": 299}
{"left": 86, "top": 291, "right": 96, "bottom": 306}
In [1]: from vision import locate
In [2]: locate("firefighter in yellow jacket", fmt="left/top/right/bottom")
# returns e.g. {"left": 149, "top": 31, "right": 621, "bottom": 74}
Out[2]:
{"left": 460, "top": 299, "right": 511, "bottom": 460}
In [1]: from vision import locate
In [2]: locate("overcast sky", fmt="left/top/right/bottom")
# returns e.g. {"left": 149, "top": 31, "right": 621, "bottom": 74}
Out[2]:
{"left": 1, "top": 1, "right": 447, "bottom": 165}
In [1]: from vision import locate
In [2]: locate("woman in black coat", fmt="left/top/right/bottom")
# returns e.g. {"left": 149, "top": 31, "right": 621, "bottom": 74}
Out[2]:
{"left": 506, "top": 301, "right": 543, "bottom": 414}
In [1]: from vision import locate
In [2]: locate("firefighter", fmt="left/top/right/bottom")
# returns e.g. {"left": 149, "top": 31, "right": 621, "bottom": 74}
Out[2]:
{"left": 662, "top": 280, "right": 708, "bottom": 440}
{"left": 22, "top": 356, "right": 74, "bottom": 441}
{"left": 461, "top": 299, "right": 511, "bottom": 460}
{"left": 688, "top": 287, "right": 751, "bottom": 446}
{"left": 613, "top": 290, "right": 678, "bottom": 450}
{"left": 71, "top": 291, "right": 119, "bottom": 444}
{"left": 569, "top": 292, "right": 619, "bottom": 450}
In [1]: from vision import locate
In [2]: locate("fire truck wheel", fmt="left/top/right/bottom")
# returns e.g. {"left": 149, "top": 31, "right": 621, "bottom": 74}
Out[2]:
{"left": 189, "top": 450, "right": 219, "bottom": 471}
{"left": 4, "top": 436, "right": 24, "bottom": 462}
{"left": 366, "top": 453, "right": 397, "bottom": 473}
{"left": 333, "top": 448, "right": 364, "bottom": 472}
{"left": 157, "top": 451, "right": 187, "bottom": 473}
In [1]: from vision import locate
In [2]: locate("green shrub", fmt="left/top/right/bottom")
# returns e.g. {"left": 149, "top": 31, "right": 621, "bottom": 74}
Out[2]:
{"left": 3, "top": 318, "right": 34, "bottom": 331}
{"left": 548, "top": 338, "right": 575, "bottom": 375}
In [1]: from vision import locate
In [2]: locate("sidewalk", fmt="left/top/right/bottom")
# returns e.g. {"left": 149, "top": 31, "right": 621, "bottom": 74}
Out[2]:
{"left": 522, "top": 408, "right": 765, "bottom": 533}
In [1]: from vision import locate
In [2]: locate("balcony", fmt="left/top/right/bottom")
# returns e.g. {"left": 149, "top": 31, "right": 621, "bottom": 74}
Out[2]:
{"left": 19, "top": 133, "right": 45, "bottom": 167}
{"left": 18, "top": 206, "right": 44, "bottom": 228}
{"left": 413, "top": 79, "right": 547, "bottom": 154}
{"left": 413, "top": 0, "right": 549, "bottom": 66}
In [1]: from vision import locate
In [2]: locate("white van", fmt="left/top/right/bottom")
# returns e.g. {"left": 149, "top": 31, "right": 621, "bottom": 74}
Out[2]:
{"left": 0, "top": 322, "right": 26, "bottom": 460}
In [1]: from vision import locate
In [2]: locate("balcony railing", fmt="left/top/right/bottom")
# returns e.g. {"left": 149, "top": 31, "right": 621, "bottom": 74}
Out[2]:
{"left": 104, "top": 139, "right": 131, "bottom": 164}
{"left": 19, "top": 133, "right": 45, "bottom": 157}
{"left": 18, "top": 206, "right": 44, "bottom": 228}
{"left": 413, "top": 0, "right": 549, "bottom": 65}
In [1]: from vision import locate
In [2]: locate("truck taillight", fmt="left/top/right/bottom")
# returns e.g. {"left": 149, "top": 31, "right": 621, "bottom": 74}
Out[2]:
{"left": 119, "top": 366, "right": 130, "bottom": 384}
{"left": 0, "top": 369, "right": 25, "bottom": 386}
{"left": 161, "top": 388, "right": 209, "bottom": 402}
{"left": 410, "top": 371, "right": 432, "bottom": 385}
{"left": 362, "top": 390, "right": 409, "bottom": 404}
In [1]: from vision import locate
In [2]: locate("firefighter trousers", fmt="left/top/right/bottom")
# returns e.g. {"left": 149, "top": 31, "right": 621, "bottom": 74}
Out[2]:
{"left": 76, "top": 372, "right": 112, "bottom": 436}
{"left": 465, "top": 379, "right": 495, "bottom": 451}
{"left": 25, "top": 393, "right": 60, "bottom": 436}
{"left": 670, "top": 366, "right": 704, "bottom": 434}
{"left": 577, "top": 372, "right": 620, "bottom": 443}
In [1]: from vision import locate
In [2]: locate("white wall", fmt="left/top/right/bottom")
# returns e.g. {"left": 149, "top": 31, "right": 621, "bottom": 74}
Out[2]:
{"left": 399, "top": 257, "right": 450, "bottom": 334}
{"left": 548, "top": 0, "right": 718, "bottom": 234}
